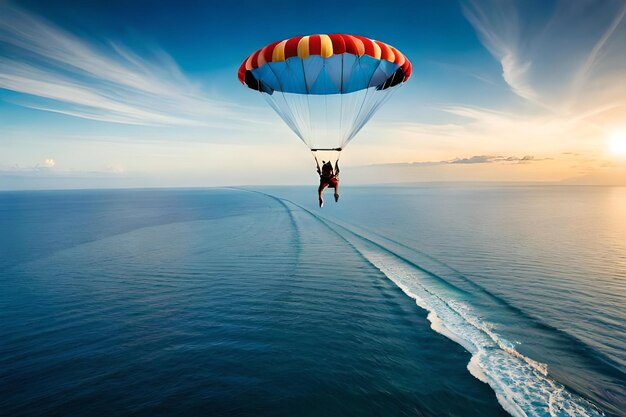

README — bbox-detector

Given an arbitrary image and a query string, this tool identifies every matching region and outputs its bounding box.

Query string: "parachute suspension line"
[353,76,404,142]
[323,57,327,133]
[313,152,321,170]
[348,54,395,142]
[305,90,313,150]
[345,55,372,145]
[344,57,390,144]
[264,62,307,145]
[345,88,375,143]
[342,55,372,146]
[339,53,344,148]
[284,59,309,147]
[357,84,402,136]
[324,89,329,153]
[342,54,362,146]
[300,55,314,150]
[286,58,309,148]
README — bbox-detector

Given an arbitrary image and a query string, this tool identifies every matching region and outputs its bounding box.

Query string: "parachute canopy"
[239,34,411,152]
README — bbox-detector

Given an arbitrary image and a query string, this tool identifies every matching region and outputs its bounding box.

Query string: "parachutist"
[238,34,410,203]
[317,160,339,208]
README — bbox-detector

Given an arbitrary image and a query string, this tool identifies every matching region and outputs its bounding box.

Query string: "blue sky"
[1,0,626,189]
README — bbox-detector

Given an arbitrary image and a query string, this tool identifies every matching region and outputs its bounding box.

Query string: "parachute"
[238,34,412,162]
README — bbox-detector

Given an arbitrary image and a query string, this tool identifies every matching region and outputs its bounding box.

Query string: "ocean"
[0,186,624,416]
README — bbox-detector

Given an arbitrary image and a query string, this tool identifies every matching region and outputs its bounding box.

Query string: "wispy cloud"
[570,3,626,104]
[461,0,626,125]
[461,0,537,101]
[388,103,593,146]
[0,3,241,126]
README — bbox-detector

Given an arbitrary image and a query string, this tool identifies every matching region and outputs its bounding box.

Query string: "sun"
[608,131,626,156]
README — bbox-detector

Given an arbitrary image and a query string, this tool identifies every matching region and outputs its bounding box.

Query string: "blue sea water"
[0,186,624,416]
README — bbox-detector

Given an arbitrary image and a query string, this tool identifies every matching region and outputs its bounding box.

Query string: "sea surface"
[0,186,624,417]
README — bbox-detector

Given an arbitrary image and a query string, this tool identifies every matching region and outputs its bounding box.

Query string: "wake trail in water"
[323,217,626,380]
[233,188,302,266]
[267,195,605,417]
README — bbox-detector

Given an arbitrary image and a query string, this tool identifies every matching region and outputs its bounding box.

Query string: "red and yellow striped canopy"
[238,34,412,86]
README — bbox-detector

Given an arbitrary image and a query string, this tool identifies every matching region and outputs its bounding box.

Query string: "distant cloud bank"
[360,154,548,167]
[448,154,541,164]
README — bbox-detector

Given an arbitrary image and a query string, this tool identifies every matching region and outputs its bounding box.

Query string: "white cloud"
[0,3,244,126]
[461,0,626,127]
[461,0,538,102]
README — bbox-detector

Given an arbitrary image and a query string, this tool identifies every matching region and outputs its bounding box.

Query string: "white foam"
[350,239,604,417]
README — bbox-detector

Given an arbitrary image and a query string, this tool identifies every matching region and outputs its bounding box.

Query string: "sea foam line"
[349,236,604,417]
[255,193,605,417]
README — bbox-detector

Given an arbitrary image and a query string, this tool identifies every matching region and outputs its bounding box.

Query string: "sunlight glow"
[609,131,626,156]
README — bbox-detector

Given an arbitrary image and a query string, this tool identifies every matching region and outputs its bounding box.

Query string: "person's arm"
[315,157,321,175]
[335,161,340,175]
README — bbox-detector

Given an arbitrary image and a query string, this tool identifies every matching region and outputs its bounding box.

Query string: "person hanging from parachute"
[316,158,340,207]
[238,34,411,207]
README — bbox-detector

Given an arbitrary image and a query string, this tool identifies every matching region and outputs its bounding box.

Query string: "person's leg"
[318,183,328,207]
[333,181,339,202]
